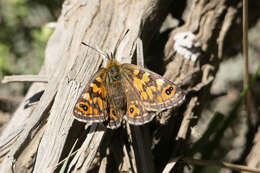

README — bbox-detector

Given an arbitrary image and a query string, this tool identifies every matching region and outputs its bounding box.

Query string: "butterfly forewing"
[73,69,109,123]
[121,63,185,111]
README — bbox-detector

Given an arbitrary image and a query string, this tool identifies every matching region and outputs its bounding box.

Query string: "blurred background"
[0,0,62,125]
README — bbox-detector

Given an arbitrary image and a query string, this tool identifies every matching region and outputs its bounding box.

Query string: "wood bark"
[0,0,259,173]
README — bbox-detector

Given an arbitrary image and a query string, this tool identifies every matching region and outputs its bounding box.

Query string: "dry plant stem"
[1,75,48,84]
[177,97,197,140]
[129,38,154,173]
[136,38,144,67]
[182,157,260,173]
[242,0,252,125]
[55,149,79,169]
[162,98,198,173]
[121,142,135,172]
[163,157,260,173]
[126,124,138,173]
[162,159,178,173]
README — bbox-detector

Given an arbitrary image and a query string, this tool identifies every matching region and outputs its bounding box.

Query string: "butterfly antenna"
[81,42,109,60]
[113,29,130,58]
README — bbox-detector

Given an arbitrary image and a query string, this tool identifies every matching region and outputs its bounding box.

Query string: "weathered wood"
[0,0,173,172]
[1,75,48,83]
[154,0,245,172]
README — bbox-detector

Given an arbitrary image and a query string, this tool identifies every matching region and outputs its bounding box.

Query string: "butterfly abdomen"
[110,83,126,105]
[105,62,127,116]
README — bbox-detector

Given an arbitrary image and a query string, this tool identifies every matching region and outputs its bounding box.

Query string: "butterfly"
[73,42,185,129]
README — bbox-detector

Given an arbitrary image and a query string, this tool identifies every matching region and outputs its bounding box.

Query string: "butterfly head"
[81,42,120,63]
[81,29,129,65]
[81,42,122,82]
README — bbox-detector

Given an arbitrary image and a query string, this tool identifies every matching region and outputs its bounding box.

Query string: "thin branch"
[177,97,197,139]
[243,0,252,125]
[1,75,48,84]
[163,157,260,173]
[182,157,260,173]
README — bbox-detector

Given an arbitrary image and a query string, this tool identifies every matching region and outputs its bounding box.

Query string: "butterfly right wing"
[73,69,109,123]
[121,71,156,125]
[121,63,185,111]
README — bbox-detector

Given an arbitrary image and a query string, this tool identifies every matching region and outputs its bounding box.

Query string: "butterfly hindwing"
[121,63,185,112]
[121,70,156,125]
[105,105,122,129]
[73,69,108,123]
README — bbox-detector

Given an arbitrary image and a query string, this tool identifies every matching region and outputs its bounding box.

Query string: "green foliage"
[0,43,12,78]
[0,0,61,95]
[59,139,78,173]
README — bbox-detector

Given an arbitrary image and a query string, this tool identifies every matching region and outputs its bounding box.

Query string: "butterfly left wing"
[73,69,108,123]
[121,63,185,112]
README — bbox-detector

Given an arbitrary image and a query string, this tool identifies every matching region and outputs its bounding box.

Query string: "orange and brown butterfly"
[73,41,185,129]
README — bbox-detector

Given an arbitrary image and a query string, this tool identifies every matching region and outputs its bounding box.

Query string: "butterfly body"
[74,55,185,129]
